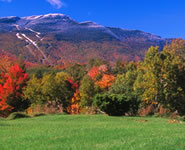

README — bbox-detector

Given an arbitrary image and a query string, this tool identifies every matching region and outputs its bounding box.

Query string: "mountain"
[0,13,170,65]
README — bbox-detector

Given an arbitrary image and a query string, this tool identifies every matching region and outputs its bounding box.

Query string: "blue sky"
[0,0,185,38]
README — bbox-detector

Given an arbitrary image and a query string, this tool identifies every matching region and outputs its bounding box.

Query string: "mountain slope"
[0,13,170,65]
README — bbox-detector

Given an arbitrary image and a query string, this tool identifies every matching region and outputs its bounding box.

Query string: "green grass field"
[0,115,185,150]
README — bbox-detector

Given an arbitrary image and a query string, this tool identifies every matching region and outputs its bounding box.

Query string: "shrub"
[93,93,129,116]
[7,112,31,120]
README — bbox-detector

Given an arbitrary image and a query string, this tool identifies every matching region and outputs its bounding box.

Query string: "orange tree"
[67,89,81,114]
[96,74,115,90]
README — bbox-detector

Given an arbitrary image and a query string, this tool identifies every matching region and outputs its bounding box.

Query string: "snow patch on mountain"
[22,15,43,20]
[14,24,20,30]
[22,13,68,21]
[21,34,39,49]
[79,21,104,28]
[21,33,50,64]
[16,33,23,40]
[25,27,41,38]
[26,27,41,35]
[140,32,162,41]
[42,13,66,18]
[0,16,17,20]
[36,35,40,38]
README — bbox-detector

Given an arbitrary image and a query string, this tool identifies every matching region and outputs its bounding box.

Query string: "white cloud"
[0,0,12,2]
[46,0,65,9]
[0,0,65,9]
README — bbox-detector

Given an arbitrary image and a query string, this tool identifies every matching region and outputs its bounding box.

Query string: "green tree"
[23,75,45,105]
[54,72,75,108]
[24,72,75,111]
[65,64,87,85]
[110,63,139,115]
[80,75,100,107]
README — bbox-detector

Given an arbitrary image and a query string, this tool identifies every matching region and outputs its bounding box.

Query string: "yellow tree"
[160,39,185,114]
[134,46,163,106]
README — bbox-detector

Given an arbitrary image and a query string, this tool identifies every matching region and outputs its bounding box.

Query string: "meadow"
[0,115,185,150]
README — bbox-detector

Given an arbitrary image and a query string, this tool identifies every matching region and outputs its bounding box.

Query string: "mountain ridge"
[0,13,171,65]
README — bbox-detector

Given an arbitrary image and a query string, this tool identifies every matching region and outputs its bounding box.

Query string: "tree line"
[0,39,185,117]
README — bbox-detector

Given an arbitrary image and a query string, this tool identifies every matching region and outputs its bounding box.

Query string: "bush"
[7,112,31,120]
[93,93,129,116]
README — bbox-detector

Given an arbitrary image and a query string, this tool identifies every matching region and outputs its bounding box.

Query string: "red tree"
[0,64,29,115]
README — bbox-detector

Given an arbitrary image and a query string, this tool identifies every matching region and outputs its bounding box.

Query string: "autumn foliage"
[88,65,108,80]
[1,39,185,117]
[96,74,115,89]
[0,56,14,74]
[0,64,29,114]
[66,77,81,114]
[67,90,81,114]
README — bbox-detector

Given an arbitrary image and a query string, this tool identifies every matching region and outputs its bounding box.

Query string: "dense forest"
[0,39,185,117]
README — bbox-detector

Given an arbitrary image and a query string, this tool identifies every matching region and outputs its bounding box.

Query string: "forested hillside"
[0,39,185,117]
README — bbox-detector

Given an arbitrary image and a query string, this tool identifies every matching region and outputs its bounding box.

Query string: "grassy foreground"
[0,115,185,150]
